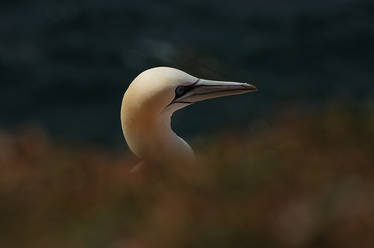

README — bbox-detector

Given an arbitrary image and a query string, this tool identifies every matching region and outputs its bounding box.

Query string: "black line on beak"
[168,78,201,106]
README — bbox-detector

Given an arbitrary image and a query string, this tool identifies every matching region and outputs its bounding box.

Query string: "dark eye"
[175,85,185,97]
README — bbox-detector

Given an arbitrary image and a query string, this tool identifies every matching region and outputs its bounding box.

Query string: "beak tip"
[244,83,258,92]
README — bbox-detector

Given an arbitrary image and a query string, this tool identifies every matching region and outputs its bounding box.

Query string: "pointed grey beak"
[174,78,257,104]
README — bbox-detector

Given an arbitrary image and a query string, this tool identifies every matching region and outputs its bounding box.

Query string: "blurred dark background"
[1,0,373,146]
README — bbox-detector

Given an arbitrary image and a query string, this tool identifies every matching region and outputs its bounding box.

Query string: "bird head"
[122,67,257,119]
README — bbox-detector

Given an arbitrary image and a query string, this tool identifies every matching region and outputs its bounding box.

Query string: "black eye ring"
[175,85,185,97]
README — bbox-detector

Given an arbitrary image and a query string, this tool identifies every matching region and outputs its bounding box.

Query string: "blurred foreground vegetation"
[1,104,374,248]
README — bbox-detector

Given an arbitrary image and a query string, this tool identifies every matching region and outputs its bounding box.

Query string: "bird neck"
[149,110,195,163]
[122,106,195,164]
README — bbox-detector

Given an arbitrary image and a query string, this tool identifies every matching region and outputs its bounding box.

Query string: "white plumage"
[121,67,257,166]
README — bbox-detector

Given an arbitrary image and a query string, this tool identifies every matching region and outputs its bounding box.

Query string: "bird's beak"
[174,78,257,104]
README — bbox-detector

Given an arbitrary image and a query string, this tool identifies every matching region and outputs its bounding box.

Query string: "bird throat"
[147,111,195,164]
[123,108,195,165]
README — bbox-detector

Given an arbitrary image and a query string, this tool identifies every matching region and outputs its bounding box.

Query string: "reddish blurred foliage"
[0,105,373,248]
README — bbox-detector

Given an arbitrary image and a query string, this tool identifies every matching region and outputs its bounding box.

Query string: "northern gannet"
[121,67,257,166]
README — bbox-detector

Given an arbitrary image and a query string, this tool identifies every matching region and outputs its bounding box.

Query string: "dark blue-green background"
[1,0,373,145]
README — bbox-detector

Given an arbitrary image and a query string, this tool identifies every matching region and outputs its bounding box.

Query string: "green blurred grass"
[1,104,373,248]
